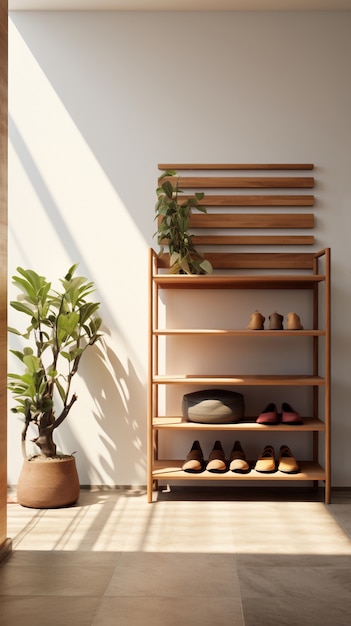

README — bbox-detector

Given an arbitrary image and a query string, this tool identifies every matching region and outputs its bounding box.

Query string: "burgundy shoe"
[256,403,279,425]
[281,402,303,425]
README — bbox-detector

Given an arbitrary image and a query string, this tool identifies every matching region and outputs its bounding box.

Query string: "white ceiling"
[8,0,351,12]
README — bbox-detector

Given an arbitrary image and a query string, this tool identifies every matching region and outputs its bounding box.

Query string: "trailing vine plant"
[155,169,213,274]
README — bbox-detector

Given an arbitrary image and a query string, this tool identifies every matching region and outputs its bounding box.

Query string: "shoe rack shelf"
[152,461,325,482]
[147,164,331,503]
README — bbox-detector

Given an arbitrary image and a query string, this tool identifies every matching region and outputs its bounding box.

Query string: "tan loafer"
[247,310,265,330]
[278,445,300,474]
[287,312,303,330]
[254,445,276,473]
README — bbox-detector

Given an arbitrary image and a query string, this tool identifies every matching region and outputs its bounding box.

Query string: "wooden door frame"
[0,0,9,562]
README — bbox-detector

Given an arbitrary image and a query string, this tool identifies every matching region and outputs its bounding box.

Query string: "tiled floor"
[1,486,351,626]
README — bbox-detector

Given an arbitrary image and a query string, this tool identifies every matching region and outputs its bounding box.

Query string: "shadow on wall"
[56,335,146,487]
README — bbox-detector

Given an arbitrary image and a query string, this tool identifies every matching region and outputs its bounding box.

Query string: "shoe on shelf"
[281,402,303,425]
[247,310,265,330]
[269,311,284,330]
[229,441,250,473]
[182,440,205,473]
[256,403,279,425]
[278,445,300,474]
[287,312,303,330]
[206,440,227,473]
[254,445,276,473]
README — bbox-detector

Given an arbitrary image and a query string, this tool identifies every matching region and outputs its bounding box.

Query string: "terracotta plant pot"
[17,455,80,509]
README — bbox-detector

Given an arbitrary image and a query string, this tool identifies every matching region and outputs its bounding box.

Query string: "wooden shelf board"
[153,329,325,337]
[153,374,325,386]
[152,417,326,432]
[152,461,325,482]
[153,274,325,290]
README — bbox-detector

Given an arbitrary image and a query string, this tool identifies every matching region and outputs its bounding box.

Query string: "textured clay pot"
[17,455,80,508]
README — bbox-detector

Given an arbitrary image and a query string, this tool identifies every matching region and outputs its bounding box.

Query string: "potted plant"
[8,264,103,508]
[155,169,212,274]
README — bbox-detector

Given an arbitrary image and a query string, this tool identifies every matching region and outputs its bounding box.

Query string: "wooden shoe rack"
[147,164,331,503]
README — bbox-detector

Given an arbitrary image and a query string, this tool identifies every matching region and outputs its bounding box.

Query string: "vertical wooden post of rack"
[312,252,319,491]
[153,252,160,496]
[324,248,331,504]
[147,249,157,502]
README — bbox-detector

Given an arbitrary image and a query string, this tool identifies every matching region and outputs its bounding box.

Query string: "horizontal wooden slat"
[156,163,315,249]
[192,235,315,245]
[182,195,315,207]
[159,163,314,171]
[161,176,314,189]
[189,213,314,229]
[205,252,316,269]
[157,252,316,270]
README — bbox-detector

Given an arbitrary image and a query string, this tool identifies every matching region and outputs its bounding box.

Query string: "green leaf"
[23,354,41,374]
[161,181,174,199]
[159,169,177,180]
[9,301,35,316]
[64,263,79,281]
[195,192,205,201]
[199,259,213,274]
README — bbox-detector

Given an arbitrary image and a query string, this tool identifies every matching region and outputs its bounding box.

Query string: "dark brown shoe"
[229,441,250,473]
[269,311,284,330]
[206,440,227,473]
[182,440,205,473]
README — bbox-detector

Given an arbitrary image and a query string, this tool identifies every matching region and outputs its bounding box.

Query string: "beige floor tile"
[105,552,240,598]
[239,564,351,626]
[92,596,244,626]
[0,596,100,626]
[0,564,114,596]
[5,549,122,567]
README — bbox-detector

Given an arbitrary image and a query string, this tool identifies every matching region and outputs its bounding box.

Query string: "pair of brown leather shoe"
[182,440,227,473]
[269,311,304,329]
[254,444,300,474]
[207,440,250,473]
[247,310,303,330]
[256,402,303,425]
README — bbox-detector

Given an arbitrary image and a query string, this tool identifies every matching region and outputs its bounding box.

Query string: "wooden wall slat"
[162,176,314,189]
[192,235,315,246]
[183,195,315,207]
[189,213,314,229]
[158,252,316,270]
[159,163,314,171]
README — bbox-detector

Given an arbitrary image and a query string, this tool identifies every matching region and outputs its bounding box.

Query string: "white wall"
[8,10,351,486]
